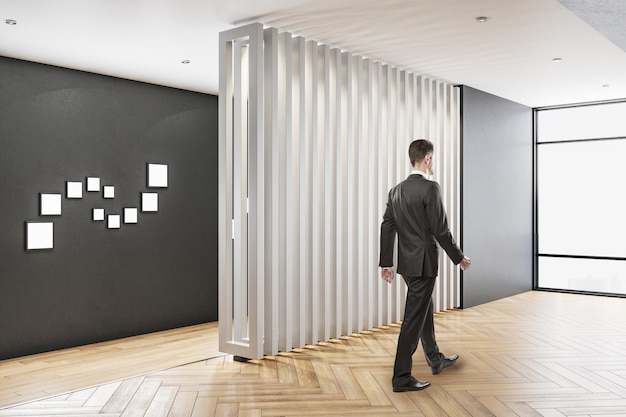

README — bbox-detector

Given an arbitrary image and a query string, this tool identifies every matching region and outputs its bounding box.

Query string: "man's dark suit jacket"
[379,173,464,277]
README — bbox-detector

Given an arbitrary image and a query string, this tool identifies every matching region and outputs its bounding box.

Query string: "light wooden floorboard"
[0,322,219,409]
[2,291,626,416]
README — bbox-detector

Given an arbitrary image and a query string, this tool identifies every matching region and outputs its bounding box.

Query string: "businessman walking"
[379,139,471,392]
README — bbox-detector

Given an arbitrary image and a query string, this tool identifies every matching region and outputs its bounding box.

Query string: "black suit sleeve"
[424,181,464,265]
[379,190,396,268]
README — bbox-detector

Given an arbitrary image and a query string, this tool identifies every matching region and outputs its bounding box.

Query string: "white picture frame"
[87,177,101,192]
[147,163,168,188]
[66,181,83,199]
[124,207,138,224]
[141,192,158,212]
[107,214,121,229]
[103,185,115,199]
[93,208,105,221]
[40,193,62,216]
[26,222,54,250]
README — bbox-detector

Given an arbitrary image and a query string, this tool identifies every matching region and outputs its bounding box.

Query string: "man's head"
[409,139,434,174]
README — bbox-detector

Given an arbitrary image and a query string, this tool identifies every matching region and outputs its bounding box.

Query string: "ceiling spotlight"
[181,60,191,64]
[5,19,17,25]
[475,16,488,22]
[552,57,562,62]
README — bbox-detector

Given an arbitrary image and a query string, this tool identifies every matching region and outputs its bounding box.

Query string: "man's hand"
[459,256,471,271]
[381,267,395,283]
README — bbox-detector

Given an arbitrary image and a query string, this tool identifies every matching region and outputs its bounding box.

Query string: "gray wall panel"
[461,86,532,308]
[0,56,218,360]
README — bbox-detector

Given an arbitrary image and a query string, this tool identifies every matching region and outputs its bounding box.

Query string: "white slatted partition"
[219,23,461,359]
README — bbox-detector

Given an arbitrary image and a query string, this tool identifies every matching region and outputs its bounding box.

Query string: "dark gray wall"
[0,56,218,360]
[460,86,533,308]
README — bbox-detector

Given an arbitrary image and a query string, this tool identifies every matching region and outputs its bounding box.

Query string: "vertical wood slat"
[392,67,405,324]
[325,46,338,341]
[355,59,365,326]
[374,64,383,327]
[383,65,396,324]
[297,35,309,349]
[368,60,378,331]
[345,51,356,338]
[247,23,265,361]
[218,28,233,356]
[334,48,344,340]
[219,23,265,360]
[282,31,294,353]
[232,40,248,343]
[448,84,456,310]
[220,23,461,360]
[292,36,306,350]
[438,82,445,308]
[264,27,279,356]
[435,81,443,311]
[302,39,314,346]
[310,40,322,345]
[362,57,372,332]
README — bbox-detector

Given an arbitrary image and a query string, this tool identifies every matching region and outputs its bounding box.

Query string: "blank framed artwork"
[93,208,105,221]
[107,214,121,229]
[103,185,115,199]
[40,193,62,216]
[124,207,138,224]
[87,177,101,192]
[141,192,158,212]
[66,181,83,199]
[26,222,54,250]
[147,163,168,188]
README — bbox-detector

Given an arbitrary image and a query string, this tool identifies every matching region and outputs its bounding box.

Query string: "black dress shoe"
[431,354,459,375]
[392,378,431,392]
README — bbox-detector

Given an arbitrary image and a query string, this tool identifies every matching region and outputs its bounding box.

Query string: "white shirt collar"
[410,169,430,178]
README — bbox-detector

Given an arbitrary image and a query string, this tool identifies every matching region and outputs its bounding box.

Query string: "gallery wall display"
[25,163,168,250]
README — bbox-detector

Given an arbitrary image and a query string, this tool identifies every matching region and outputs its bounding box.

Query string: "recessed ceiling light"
[602,84,610,88]
[181,60,191,64]
[475,16,488,22]
[5,19,17,25]
[552,57,562,62]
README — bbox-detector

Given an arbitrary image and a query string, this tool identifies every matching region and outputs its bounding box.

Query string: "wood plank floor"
[2,291,626,416]
[0,322,220,409]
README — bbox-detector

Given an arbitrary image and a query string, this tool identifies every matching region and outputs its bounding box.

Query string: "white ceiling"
[1,0,625,107]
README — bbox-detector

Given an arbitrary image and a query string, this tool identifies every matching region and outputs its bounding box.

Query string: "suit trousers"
[392,275,444,386]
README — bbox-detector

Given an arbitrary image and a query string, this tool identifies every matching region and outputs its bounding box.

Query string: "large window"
[536,101,626,295]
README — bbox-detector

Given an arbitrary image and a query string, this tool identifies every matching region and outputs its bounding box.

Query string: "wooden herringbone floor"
[2,291,626,416]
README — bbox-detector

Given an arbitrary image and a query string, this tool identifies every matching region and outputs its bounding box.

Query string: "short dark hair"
[408,139,434,166]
